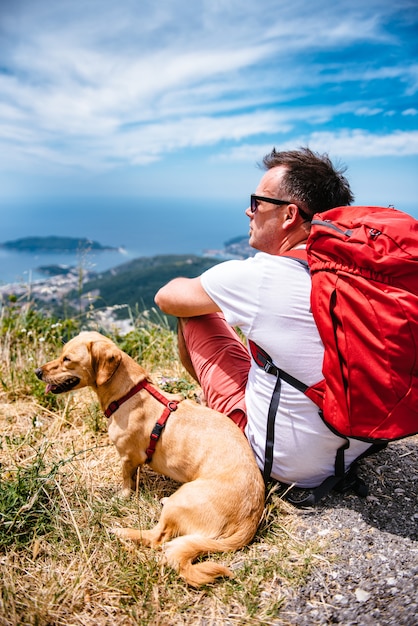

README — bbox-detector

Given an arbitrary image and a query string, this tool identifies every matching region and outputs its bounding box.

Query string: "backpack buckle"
[263,361,278,376]
[369,228,381,239]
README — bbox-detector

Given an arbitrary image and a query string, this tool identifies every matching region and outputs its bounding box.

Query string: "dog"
[35,331,265,587]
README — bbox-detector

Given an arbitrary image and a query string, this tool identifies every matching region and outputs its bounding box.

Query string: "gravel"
[279,435,418,626]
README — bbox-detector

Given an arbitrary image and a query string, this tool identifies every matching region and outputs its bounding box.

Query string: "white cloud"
[306,130,418,157]
[0,109,292,171]
[222,130,418,161]
[354,107,384,117]
[0,0,417,188]
[403,108,418,116]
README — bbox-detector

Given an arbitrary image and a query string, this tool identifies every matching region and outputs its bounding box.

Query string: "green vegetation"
[52,254,221,324]
[0,299,320,625]
[79,254,220,314]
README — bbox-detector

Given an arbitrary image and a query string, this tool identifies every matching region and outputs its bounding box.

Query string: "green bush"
[0,442,60,551]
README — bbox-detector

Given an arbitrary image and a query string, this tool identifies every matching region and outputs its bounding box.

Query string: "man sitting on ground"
[155,147,371,491]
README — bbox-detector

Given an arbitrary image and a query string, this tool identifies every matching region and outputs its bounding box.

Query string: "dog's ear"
[90,340,122,386]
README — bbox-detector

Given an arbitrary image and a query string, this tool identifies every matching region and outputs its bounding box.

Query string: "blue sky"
[1,0,417,214]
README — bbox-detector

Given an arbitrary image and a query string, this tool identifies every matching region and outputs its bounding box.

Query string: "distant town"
[0,235,254,334]
[203,234,255,260]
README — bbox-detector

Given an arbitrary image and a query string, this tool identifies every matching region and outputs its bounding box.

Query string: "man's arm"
[154,276,220,317]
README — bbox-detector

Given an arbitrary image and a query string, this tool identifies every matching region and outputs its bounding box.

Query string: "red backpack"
[306,204,418,442]
[250,205,418,502]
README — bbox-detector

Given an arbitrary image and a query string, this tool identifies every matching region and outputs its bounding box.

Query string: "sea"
[0,196,248,285]
[3,197,416,286]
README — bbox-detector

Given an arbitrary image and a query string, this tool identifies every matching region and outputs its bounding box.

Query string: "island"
[0,236,119,253]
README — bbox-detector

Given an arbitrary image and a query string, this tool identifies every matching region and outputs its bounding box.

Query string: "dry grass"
[0,392,321,626]
[0,306,321,625]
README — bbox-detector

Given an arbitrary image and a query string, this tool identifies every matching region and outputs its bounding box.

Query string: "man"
[155,147,371,489]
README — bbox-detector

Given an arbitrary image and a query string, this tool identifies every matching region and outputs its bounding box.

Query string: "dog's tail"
[163,534,243,587]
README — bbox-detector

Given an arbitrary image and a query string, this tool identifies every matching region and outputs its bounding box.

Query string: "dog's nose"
[35,368,43,380]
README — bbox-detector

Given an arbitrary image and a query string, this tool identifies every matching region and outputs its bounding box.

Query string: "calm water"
[1,196,248,284]
[3,196,416,286]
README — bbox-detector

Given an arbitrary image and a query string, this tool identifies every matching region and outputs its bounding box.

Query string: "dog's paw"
[110,527,126,538]
[111,487,132,500]
[110,527,140,552]
[110,526,147,545]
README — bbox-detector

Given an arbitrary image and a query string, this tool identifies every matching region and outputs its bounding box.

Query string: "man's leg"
[178,313,251,431]
[177,318,200,382]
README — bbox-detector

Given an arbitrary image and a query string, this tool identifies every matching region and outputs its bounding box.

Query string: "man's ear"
[282,203,301,230]
[90,340,122,386]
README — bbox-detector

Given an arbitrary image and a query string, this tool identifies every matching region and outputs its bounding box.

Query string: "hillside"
[55,254,221,321]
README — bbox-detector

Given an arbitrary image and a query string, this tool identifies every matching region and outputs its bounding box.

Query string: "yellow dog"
[36,331,264,586]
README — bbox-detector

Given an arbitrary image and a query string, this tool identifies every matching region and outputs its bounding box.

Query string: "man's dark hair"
[262,147,354,217]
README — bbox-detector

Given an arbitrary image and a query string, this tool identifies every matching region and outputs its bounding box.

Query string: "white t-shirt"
[201,251,371,488]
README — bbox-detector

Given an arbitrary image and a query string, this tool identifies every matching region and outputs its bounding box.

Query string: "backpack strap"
[285,442,387,507]
[249,340,314,483]
[285,442,349,507]
[249,337,355,503]
[281,248,309,266]
[249,337,325,422]
[250,338,382,506]
[263,374,282,483]
[248,341,310,395]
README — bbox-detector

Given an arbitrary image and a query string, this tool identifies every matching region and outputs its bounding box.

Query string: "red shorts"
[182,313,251,431]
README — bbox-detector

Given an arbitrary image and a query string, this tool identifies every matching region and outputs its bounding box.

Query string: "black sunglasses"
[250,194,310,220]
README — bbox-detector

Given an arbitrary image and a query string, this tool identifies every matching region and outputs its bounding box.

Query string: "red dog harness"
[104,379,179,463]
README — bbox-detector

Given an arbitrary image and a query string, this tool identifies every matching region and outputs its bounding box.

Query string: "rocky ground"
[279,435,418,626]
